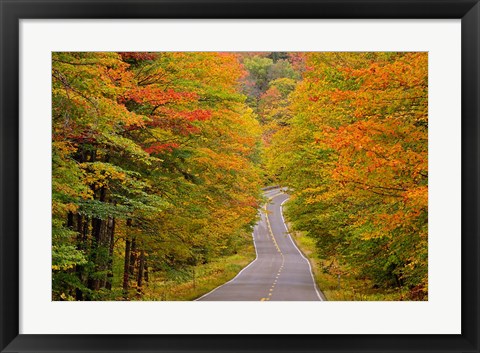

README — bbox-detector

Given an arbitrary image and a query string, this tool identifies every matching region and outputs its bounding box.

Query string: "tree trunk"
[89,185,107,291]
[73,145,87,300]
[137,250,145,292]
[75,213,84,301]
[105,216,116,290]
[67,212,74,229]
[122,219,132,299]
[129,238,137,277]
[144,258,149,283]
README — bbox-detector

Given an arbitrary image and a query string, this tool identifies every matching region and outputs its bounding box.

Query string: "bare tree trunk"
[67,212,74,229]
[144,258,149,284]
[73,146,87,300]
[137,250,145,293]
[122,219,132,299]
[105,216,116,290]
[75,213,84,301]
[89,186,107,291]
[129,237,137,276]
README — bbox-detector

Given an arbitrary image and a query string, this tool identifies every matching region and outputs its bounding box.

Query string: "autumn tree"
[268,52,428,299]
[52,52,262,300]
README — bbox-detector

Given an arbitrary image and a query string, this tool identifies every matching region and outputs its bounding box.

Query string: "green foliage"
[52,52,263,300]
[242,55,300,100]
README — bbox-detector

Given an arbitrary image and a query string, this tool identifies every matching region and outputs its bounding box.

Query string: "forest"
[52,52,428,301]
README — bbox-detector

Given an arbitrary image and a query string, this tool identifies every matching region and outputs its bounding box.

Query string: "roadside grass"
[288,230,412,301]
[139,239,256,301]
[280,200,411,301]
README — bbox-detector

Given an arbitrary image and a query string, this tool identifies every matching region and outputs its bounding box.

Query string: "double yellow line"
[260,195,285,301]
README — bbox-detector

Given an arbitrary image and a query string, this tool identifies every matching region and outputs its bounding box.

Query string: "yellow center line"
[263,201,287,301]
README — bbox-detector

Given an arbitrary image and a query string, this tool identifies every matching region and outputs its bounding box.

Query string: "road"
[197,188,325,301]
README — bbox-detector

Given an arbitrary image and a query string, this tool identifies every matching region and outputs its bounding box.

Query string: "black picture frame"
[1,1,479,352]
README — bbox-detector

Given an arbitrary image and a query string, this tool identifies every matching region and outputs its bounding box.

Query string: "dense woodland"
[52,52,428,300]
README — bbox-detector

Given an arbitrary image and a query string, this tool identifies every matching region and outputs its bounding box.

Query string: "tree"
[268,52,428,299]
[52,52,262,300]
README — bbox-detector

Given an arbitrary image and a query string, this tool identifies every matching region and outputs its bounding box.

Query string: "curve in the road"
[196,189,325,301]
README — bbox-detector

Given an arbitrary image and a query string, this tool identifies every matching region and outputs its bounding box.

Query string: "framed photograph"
[1,0,478,352]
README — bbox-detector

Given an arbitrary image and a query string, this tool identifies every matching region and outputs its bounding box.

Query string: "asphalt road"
[197,188,324,301]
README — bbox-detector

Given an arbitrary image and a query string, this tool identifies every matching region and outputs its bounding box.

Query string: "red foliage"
[144,142,180,154]
[127,88,198,106]
[154,108,212,122]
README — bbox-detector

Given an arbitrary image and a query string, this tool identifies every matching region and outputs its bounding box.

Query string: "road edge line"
[278,197,327,301]
[194,225,260,301]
